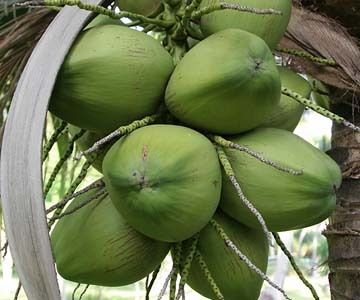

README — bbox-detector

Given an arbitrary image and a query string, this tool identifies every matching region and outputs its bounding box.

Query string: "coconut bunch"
[46,1,348,299]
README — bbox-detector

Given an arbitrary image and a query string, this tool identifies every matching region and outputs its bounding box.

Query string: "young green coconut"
[199,0,292,49]
[51,185,170,286]
[116,0,163,17]
[165,28,281,135]
[102,125,222,242]
[49,25,174,133]
[84,15,123,30]
[260,66,311,131]
[181,212,268,300]
[220,128,342,232]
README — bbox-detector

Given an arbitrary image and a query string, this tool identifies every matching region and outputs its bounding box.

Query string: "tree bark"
[326,102,360,300]
[297,2,360,299]
[317,4,360,300]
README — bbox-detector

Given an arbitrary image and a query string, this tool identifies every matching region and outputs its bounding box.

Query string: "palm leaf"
[0,8,56,122]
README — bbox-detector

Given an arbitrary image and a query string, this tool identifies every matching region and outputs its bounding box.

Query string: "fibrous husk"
[260,66,311,131]
[103,124,222,242]
[221,128,342,232]
[165,28,281,135]
[199,0,292,50]
[51,184,170,286]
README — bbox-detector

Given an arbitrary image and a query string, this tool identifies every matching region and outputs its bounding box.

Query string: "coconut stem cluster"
[272,232,320,300]
[169,243,182,300]
[77,112,161,159]
[212,134,303,176]
[191,2,282,19]
[48,155,96,228]
[46,179,104,214]
[158,266,175,300]
[216,146,273,246]
[210,219,292,300]
[277,47,337,66]
[78,284,90,300]
[282,87,360,132]
[48,188,107,222]
[42,0,174,27]
[145,265,161,300]
[194,250,224,300]
[31,0,282,64]
[44,129,85,196]
[42,120,67,161]
[71,283,81,300]
[176,234,199,300]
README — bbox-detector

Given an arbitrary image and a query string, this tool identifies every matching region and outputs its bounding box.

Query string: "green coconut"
[165,29,281,135]
[102,125,222,242]
[221,128,342,232]
[51,184,170,286]
[49,25,174,132]
[68,125,113,173]
[84,15,123,30]
[260,66,311,131]
[182,212,268,300]
[199,0,292,49]
[116,0,163,17]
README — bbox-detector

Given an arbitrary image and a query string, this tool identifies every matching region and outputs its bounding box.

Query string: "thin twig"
[216,147,273,247]
[13,281,21,300]
[42,120,67,161]
[157,270,173,300]
[48,189,107,222]
[79,284,90,300]
[170,243,182,300]
[1,240,9,259]
[72,283,81,300]
[48,155,98,228]
[195,250,224,300]
[277,47,337,66]
[43,129,86,197]
[282,87,360,133]
[192,2,282,19]
[76,113,160,159]
[46,179,104,214]
[181,286,185,300]
[273,233,320,300]
[146,265,161,300]
[176,234,199,300]
[17,0,173,27]
[212,135,302,176]
[211,220,292,300]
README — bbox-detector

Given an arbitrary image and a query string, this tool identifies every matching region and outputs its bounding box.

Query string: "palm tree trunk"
[298,2,360,299]
[326,102,360,300]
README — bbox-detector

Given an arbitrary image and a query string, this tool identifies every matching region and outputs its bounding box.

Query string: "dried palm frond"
[278,5,360,94]
[0,0,27,24]
[0,8,55,123]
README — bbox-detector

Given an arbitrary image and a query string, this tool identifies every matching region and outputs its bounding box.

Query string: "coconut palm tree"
[1,1,360,299]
